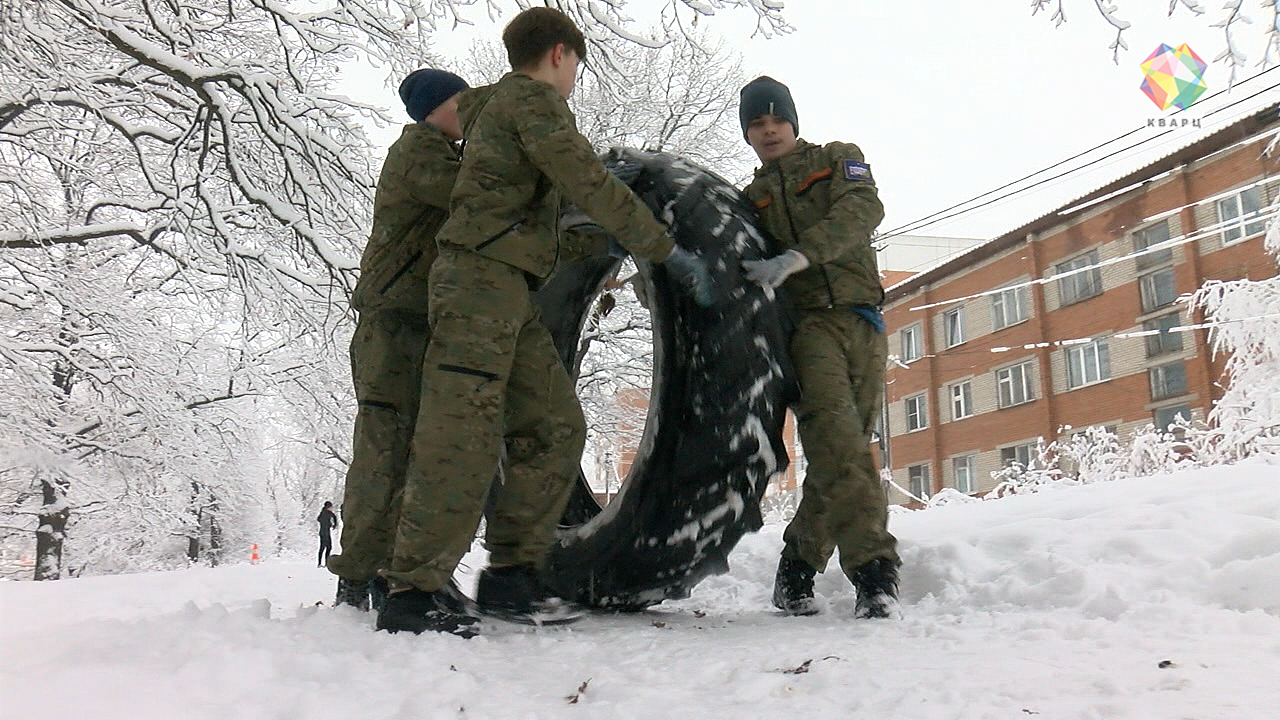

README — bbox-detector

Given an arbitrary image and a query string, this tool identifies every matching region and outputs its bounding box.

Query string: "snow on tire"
[532,149,799,610]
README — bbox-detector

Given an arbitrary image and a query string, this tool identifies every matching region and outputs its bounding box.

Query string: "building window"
[1144,314,1184,357]
[1217,186,1266,246]
[900,324,923,363]
[992,285,1029,330]
[905,394,928,431]
[1057,251,1103,305]
[1133,220,1173,270]
[943,306,966,348]
[908,464,931,499]
[1140,268,1177,313]
[1065,339,1111,389]
[1154,404,1192,432]
[950,381,973,420]
[1149,361,1188,400]
[996,361,1035,408]
[1000,443,1037,468]
[953,455,976,494]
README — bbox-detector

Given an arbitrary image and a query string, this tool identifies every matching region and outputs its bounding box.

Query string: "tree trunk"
[187,481,203,563]
[37,315,77,581]
[34,475,70,581]
[207,505,223,567]
[186,481,224,567]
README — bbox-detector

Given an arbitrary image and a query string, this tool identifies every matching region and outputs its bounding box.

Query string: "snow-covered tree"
[1035,1,1280,79]
[1193,221,1280,460]
[2,0,791,575]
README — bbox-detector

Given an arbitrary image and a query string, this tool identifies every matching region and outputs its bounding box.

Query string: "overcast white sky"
[347,2,1280,271]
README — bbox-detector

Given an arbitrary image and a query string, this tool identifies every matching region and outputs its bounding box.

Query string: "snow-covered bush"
[990,438,1061,496]
[982,422,1211,501]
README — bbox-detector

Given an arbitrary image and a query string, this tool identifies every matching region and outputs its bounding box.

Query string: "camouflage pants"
[326,309,430,582]
[385,249,586,592]
[784,309,899,578]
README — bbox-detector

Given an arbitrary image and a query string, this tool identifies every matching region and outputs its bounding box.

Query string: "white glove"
[741,250,810,289]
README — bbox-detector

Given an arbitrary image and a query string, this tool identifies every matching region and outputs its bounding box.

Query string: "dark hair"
[502,7,587,71]
[323,501,332,508]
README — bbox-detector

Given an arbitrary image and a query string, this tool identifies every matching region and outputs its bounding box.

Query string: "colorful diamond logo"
[1140,43,1208,111]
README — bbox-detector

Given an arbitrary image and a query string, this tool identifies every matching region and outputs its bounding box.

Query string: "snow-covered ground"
[3,461,1278,720]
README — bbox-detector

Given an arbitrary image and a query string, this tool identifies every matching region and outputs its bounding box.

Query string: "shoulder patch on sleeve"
[843,159,873,182]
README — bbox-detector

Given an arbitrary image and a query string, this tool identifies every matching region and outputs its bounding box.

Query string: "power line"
[878,66,1280,241]
[902,200,1280,314]
[883,83,1280,241]
[886,308,1280,366]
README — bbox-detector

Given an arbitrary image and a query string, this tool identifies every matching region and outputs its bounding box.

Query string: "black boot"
[368,577,390,615]
[334,576,371,611]
[850,557,900,619]
[475,565,584,625]
[376,585,480,638]
[772,554,819,616]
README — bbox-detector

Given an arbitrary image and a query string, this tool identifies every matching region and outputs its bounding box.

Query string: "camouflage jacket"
[744,139,886,310]
[351,122,461,312]
[436,73,673,281]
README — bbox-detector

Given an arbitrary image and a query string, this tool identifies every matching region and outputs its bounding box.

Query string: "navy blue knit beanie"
[739,76,799,141]
[398,69,469,123]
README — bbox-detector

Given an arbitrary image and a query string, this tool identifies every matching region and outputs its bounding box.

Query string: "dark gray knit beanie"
[738,76,799,140]
[398,69,469,123]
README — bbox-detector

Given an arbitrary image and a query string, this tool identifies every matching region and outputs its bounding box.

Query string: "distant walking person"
[317,502,338,568]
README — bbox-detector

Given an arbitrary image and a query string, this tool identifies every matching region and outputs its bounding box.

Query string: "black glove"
[663,245,716,308]
[607,160,643,186]
[559,206,627,259]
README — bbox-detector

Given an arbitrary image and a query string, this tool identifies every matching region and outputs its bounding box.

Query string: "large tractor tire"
[532,149,799,610]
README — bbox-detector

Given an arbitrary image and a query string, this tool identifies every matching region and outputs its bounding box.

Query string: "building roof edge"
[884,104,1280,302]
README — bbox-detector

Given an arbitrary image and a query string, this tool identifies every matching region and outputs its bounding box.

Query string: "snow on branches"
[1033,0,1280,80]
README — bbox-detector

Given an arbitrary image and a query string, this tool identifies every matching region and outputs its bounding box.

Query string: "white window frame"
[1149,361,1188,400]
[943,306,966,348]
[953,455,976,494]
[900,323,923,363]
[908,464,931,500]
[1139,268,1177,313]
[1154,404,1192,433]
[1133,219,1173,270]
[905,394,928,432]
[1143,313,1184,357]
[950,381,973,420]
[1000,443,1036,468]
[996,361,1035,408]
[1217,186,1267,246]
[1065,339,1111,390]
[1056,251,1103,305]
[991,285,1029,330]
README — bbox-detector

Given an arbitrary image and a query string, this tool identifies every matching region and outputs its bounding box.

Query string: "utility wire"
[879,66,1280,242]
[883,81,1280,241]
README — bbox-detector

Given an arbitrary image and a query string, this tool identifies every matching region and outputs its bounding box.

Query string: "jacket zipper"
[775,163,837,308]
[476,219,523,251]
[379,250,423,295]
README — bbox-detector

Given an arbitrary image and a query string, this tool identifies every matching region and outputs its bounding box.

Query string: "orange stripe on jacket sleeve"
[797,167,833,194]
[754,196,773,209]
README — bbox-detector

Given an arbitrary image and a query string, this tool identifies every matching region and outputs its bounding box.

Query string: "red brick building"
[881,106,1279,502]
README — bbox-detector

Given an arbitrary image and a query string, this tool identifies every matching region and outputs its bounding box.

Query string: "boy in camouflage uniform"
[326,69,469,611]
[377,7,715,636]
[738,76,901,619]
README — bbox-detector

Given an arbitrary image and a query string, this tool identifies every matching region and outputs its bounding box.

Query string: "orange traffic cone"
[250,543,260,565]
